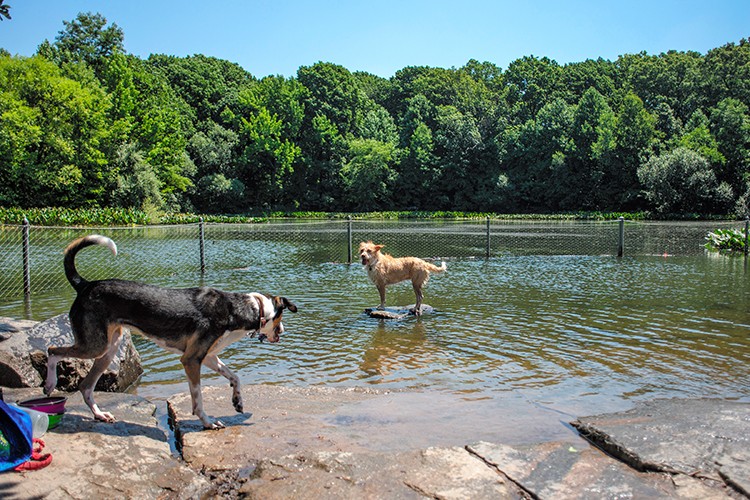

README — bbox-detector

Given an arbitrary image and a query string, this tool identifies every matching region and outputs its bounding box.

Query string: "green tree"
[238,75,306,139]
[297,62,366,137]
[358,105,398,144]
[396,121,438,208]
[194,173,245,213]
[100,52,137,139]
[353,71,394,109]
[45,12,125,78]
[564,87,616,209]
[503,56,565,123]
[678,110,725,166]
[122,56,193,205]
[609,93,656,209]
[110,142,162,209]
[148,54,253,126]
[499,98,575,211]
[638,147,732,214]
[561,58,616,104]
[340,138,397,210]
[0,55,111,207]
[237,107,300,208]
[617,50,702,122]
[187,121,238,178]
[701,39,750,107]
[461,59,503,93]
[709,98,750,191]
[296,114,346,209]
[433,105,484,209]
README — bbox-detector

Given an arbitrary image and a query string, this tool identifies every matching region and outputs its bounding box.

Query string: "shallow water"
[2,224,750,440]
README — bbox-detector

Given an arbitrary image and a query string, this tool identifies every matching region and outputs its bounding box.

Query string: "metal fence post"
[347,216,353,264]
[486,216,491,258]
[617,217,625,257]
[22,217,31,298]
[199,218,206,274]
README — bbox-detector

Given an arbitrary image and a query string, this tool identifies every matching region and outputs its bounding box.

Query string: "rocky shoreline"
[1,316,749,498]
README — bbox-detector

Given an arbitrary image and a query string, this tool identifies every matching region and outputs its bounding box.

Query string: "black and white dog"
[44,235,297,429]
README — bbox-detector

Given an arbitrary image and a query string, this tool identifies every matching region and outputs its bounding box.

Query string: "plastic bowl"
[18,396,67,414]
[47,412,63,429]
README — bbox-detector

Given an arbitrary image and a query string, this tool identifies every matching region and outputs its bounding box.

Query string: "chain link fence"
[0,218,745,302]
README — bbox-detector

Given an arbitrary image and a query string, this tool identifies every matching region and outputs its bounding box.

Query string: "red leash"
[14,438,52,471]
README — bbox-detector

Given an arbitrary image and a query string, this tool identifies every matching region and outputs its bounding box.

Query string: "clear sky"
[0,0,748,78]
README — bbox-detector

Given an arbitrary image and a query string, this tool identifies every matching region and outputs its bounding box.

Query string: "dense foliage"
[1,13,749,217]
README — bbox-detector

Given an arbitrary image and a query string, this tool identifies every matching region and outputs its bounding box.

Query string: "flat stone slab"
[244,447,519,499]
[365,304,435,319]
[168,385,382,471]
[1,388,211,499]
[572,398,750,495]
[167,384,582,471]
[1,385,746,499]
[468,441,733,499]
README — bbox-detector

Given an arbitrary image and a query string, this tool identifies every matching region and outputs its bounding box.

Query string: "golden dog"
[358,241,446,315]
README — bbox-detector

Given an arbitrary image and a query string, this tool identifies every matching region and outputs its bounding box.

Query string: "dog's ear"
[275,296,298,313]
[374,244,384,252]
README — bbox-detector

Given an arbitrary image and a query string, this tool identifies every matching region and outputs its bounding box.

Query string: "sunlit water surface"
[5,249,749,426]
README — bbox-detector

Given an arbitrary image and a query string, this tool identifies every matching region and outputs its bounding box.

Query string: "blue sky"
[0,0,748,78]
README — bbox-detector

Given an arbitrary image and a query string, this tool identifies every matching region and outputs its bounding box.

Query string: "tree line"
[1,12,749,217]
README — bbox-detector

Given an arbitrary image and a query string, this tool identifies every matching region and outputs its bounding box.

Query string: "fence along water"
[0,218,744,302]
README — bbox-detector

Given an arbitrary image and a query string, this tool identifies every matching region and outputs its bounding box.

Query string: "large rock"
[468,441,729,499]
[0,314,143,392]
[572,398,750,496]
[0,317,42,387]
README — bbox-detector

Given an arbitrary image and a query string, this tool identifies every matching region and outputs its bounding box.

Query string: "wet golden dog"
[358,241,446,315]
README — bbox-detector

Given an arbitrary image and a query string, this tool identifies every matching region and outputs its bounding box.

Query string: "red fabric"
[13,438,52,471]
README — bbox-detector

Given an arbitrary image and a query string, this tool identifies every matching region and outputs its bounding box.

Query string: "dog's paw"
[94,411,116,423]
[204,420,225,430]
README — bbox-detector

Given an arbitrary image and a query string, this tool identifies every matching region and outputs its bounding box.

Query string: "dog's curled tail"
[430,261,447,273]
[64,235,117,290]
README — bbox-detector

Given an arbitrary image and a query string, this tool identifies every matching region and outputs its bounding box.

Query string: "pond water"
[2,222,749,444]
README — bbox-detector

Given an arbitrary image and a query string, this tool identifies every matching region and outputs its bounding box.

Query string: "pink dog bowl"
[18,396,67,414]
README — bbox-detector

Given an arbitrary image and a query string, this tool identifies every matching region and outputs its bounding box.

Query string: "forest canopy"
[1,12,749,217]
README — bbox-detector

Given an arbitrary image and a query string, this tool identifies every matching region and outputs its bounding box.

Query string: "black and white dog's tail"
[64,235,118,291]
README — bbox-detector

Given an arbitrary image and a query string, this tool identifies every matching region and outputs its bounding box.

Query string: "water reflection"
[359,321,430,381]
[2,245,749,418]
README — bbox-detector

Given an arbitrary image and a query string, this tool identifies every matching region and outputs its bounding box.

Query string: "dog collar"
[255,295,267,329]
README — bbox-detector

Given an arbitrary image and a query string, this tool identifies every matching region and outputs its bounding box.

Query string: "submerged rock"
[365,304,435,319]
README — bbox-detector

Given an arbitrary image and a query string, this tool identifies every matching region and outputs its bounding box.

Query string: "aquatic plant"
[705,228,747,254]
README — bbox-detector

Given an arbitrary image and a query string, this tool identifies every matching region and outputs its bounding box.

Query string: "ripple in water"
[5,253,750,418]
